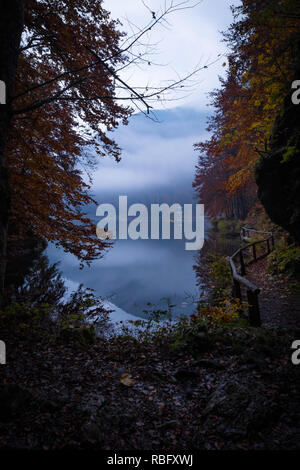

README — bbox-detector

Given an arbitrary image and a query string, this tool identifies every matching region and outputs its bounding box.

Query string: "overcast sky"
[103,0,241,111]
[91,107,207,197]
[90,0,241,198]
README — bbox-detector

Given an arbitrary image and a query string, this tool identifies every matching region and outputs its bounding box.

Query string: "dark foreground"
[1,324,300,451]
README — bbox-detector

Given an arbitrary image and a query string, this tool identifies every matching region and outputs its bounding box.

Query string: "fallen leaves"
[1,318,300,451]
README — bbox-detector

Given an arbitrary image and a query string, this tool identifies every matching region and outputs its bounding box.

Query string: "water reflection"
[47,108,210,319]
[48,236,201,319]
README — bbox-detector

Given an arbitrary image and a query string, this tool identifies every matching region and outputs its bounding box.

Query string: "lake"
[47,108,211,320]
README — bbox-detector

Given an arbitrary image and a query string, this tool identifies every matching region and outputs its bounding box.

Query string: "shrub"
[205,252,233,304]
[59,324,97,345]
[1,252,112,342]
[148,299,243,353]
[216,218,241,237]
[0,302,53,336]
[196,299,246,327]
[267,238,300,278]
[16,254,66,308]
[167,315,209,354]
[53,284,112,343]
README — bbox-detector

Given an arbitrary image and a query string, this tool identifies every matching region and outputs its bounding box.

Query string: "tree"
[194,0,300,221]
[193,74,257,218]
[0,0,24,294]
[0,0,205,302]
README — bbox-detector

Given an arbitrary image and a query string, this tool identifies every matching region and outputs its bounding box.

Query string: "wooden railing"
[229,227,275,327]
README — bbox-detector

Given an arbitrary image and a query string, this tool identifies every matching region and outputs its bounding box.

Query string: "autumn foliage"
[194,0,300,218]
[8,0,131,263]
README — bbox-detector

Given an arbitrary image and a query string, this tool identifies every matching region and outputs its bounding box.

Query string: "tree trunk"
[0,0,24,305]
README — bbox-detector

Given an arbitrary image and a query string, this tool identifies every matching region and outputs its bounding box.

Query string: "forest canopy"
[194,0,300,226]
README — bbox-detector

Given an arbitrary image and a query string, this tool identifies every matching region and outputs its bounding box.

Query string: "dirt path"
[245,258,300,329]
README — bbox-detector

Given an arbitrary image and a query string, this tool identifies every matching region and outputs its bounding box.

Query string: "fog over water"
[47,0,240,320]
[48,108,209,318]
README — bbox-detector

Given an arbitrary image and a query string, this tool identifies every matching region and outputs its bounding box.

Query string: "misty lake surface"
[47,108,209,319]
[49,238,202,318]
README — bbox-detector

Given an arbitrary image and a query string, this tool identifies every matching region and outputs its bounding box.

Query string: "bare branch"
[12,77,88,115]
[13,0,208,117]
[84,45,152,114]
[106,0,201,63]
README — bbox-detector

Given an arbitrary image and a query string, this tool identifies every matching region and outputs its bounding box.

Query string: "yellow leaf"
[120,373,135,387]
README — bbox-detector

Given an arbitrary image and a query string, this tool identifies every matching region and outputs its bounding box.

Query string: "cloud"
[90,107,208,195]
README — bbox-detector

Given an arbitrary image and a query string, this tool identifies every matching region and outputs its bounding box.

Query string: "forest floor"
[246,257,300,329]
[1,261,300,451]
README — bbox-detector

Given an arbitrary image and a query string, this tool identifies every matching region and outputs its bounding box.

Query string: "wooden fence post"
[233,279,242,301]
[247,289,261,327]
[230,228,277,328]
[239,250,246,275]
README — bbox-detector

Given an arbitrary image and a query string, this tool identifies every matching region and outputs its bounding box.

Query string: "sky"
[103,0,241,111]
[89,0,241,201]
[91,107,207,198]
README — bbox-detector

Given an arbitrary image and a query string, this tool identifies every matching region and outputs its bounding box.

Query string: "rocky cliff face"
[255,68,300,244]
